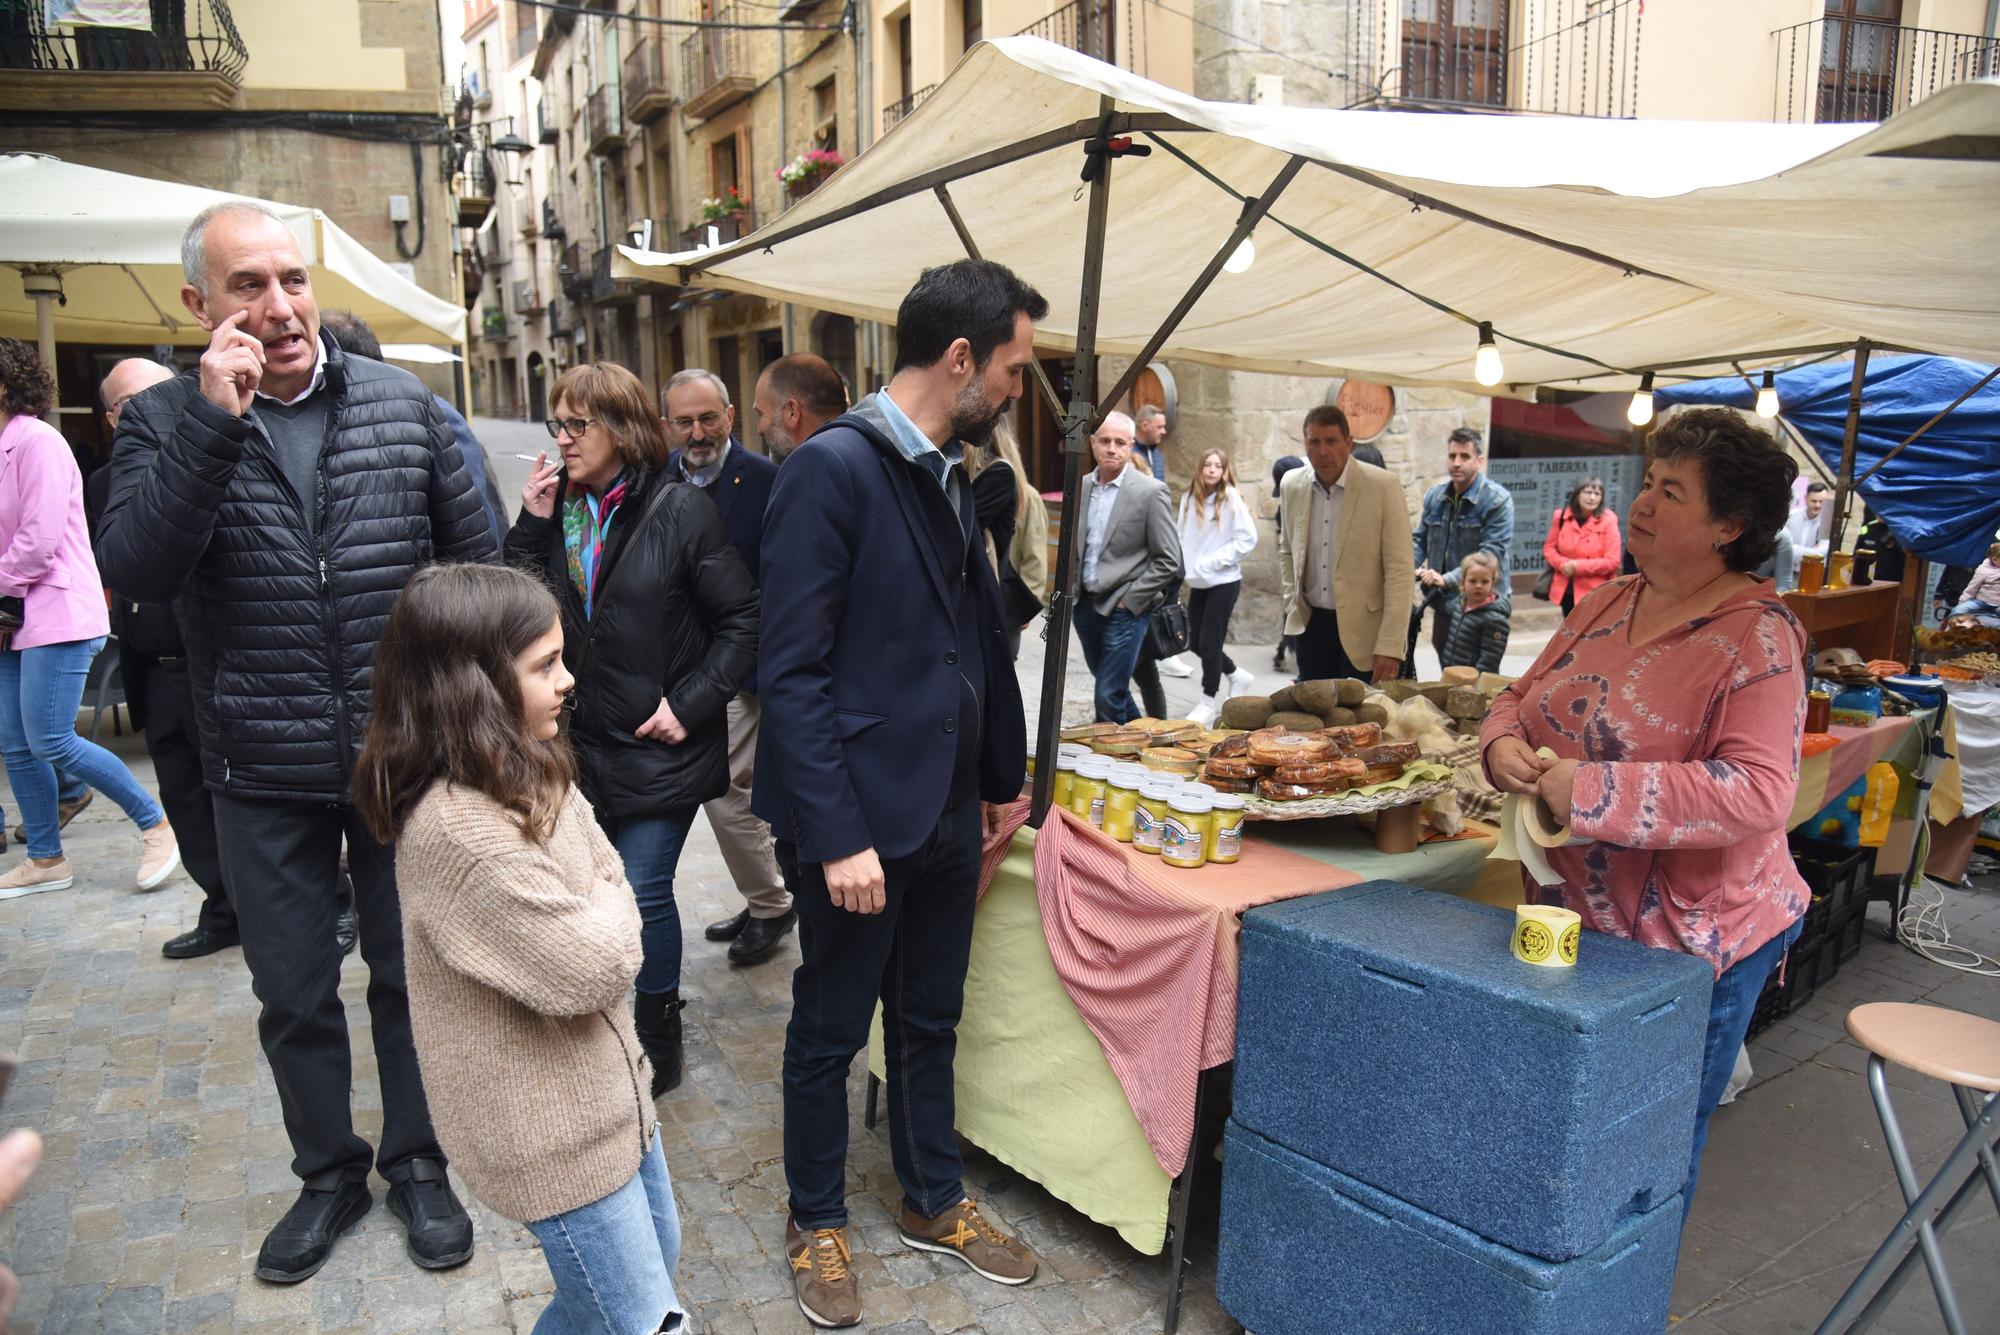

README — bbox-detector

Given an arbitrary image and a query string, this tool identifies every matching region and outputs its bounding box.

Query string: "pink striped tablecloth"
[979,800,1359,1176]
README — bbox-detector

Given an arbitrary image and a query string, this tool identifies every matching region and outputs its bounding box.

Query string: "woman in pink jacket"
[1481,409,1808,1218]
[1540,476,1622,613]
[0,341,177,899]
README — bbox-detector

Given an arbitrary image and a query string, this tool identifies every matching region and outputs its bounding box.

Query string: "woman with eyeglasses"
[507,363,759,1097]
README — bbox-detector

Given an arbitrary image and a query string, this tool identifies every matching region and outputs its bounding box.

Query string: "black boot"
[634,989,686,1097]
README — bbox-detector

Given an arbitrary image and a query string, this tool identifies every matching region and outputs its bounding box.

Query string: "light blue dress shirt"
[1081,465,1128,594]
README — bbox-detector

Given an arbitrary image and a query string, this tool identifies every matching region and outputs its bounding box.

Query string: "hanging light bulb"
[1473,322,1504,387]
[1755,369,1780,418]
[1223,236,1256,274]
[1626,372,1656,427]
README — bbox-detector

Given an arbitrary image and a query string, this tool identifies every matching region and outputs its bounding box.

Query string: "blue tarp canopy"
[1657,356,2000,571]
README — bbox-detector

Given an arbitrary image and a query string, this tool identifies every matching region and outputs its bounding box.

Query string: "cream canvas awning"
[0,153,466,348]
[616,38,2000,394]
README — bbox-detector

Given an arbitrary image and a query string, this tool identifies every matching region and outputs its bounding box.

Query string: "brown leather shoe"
[898,1198,1037,1286]
[786,1218,861,1328]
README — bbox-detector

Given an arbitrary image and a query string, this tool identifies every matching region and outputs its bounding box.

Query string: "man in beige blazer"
[1277,404,1414,682]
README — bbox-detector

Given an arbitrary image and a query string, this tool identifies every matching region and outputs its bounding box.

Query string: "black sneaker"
[704,908,750,942]
[162,926,241,960]
[728,906,798,966]
[256,1173,371,1283]
[386,1158,474,1270]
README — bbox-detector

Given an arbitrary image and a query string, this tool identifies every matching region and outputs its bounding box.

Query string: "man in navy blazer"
[755,260,1039,1327]
[663,369,797,966]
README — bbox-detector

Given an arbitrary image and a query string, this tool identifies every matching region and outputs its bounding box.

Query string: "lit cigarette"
[513,453,564,471]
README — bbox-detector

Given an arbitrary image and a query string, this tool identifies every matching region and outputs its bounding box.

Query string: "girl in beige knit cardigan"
[354,564,687,1335]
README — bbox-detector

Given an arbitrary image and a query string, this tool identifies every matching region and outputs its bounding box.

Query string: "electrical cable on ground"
[1897,875,2000,976]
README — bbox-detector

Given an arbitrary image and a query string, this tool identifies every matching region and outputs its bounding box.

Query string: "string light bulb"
[1473,322,1504,387]
[1223,236,1256,274]
[1755,369,1780,418]
[1626,372,1656,427]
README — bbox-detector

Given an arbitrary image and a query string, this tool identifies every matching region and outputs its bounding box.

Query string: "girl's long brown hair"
[353,563,576,845]
[1183,449,1240,527]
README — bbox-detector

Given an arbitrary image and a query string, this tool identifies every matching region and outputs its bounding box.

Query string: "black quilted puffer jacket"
[99,335,497,800]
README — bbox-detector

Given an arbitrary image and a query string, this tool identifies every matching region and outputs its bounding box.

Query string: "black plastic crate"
[1746,969,1786,1039]
[1789,835,1872,921]
[1834,904,1869,964]
[1813,932,1845,988]
[1781,936,1822,1014]
[1799,894,1831,948]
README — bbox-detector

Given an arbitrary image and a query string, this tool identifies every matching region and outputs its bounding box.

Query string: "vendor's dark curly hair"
[0,338,54,419]
[1650,408,1798,573]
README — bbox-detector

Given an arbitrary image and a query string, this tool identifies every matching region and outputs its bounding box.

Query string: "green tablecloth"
[867,819,1496,1254]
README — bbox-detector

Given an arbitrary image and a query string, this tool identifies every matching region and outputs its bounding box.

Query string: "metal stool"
[1816,1002,2000,1335]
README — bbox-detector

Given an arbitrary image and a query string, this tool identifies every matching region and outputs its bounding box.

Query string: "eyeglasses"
[667,411,725,434]
[545,417,597,439]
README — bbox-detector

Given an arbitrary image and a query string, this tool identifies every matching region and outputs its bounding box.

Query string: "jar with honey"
[1161,791,1214,869]
[1133,775,1180,854]
[1104,764,1147,842]
[1206,792,1247,864]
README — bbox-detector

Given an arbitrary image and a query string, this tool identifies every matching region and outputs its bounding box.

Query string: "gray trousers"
[701,693,791,918]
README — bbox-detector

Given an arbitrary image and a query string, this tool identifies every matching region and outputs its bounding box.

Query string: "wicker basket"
[1242,776,1454,822]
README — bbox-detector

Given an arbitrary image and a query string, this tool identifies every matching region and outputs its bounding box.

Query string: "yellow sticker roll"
[1512,904,1582,968]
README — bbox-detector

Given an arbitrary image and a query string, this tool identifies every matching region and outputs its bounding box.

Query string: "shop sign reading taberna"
[1486,454,1645,578]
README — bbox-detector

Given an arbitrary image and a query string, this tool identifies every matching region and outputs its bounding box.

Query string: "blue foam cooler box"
[1234,881,1714,1260]
[1216,1119,1685,1335]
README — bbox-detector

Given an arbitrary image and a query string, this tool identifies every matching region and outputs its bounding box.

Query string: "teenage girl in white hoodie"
[1178,449,1261,727]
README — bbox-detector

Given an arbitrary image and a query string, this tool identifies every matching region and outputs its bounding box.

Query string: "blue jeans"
[1685,915,1805,1213]
[597,808,695,995]
[525,1132,686,1335]
[1949,599,1997,618]
[0,637,164,859]
[1073,598,1148,724]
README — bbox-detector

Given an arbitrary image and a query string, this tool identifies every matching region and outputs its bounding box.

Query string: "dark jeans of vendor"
[779,798,982,1230]
[1684,915,1805,1218]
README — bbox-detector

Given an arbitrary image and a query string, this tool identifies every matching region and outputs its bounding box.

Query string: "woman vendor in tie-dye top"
[1479,407,1810,1217]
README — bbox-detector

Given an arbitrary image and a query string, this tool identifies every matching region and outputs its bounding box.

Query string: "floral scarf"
[562,470,633,618]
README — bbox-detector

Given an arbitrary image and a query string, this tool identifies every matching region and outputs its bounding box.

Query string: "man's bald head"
[101,358,177,432]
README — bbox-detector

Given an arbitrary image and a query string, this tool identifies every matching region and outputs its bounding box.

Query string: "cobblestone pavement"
[0,417,1988,1331]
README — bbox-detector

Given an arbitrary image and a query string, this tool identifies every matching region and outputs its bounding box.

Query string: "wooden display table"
[1783,580,1903,661]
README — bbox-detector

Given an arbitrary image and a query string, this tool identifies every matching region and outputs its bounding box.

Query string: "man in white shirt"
[1074,412,1183,722]
[1783,481,1832,559]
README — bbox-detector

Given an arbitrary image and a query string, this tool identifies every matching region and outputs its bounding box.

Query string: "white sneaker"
[1157,654,1196,678]
[1188,696,1221,728]
[1229,667,1257,697]
[0,857,73,900]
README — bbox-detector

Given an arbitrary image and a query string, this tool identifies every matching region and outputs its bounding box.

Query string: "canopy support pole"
[1029,97,1119,829]
[21,268,60,424]
[1830,339,1872,553]
[932,183,1067,424]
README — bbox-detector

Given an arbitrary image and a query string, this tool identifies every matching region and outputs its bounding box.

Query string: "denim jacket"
[1414,473,1515,595]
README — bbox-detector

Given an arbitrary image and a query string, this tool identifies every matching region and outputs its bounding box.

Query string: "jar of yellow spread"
[1161,791,1213,869]
[1053,751,1079,811]
[1132,775,1181,854]
[1070,757,1113,827]
[1207,792,1247,864]
[1104,764,1147,843]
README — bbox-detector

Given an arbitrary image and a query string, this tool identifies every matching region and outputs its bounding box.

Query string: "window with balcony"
[0,0,249,111]
[1774,1,1998,122]
[1400,0,1505,108]
[681,1,756,121]
[812,76,838,153]
[1012,1,1113,64]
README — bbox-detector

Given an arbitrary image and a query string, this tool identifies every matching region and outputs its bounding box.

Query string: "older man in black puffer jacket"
[100,201,496,1287]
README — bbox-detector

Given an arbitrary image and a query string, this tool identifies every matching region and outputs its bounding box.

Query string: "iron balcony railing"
[1013,0,1114,63]
[1773,18,2000,123]
[623,33,673,123]
[0,0,248,78]
[542,197,566,239]
[538,93,560,144]
[881,83,936,132]
[584,83,623,154]
[1343,1,1643,118]
[680,3,755,119]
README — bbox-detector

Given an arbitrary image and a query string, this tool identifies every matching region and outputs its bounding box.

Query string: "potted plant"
[699,185,748,223]
[778,148,845,201]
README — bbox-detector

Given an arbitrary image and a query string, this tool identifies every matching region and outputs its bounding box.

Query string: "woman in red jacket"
[1542,476,1622,613]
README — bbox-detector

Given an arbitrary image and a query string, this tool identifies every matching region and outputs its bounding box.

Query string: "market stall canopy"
[0,154,466,347]
[615,39,2000,396]
[1660,355,2000,571]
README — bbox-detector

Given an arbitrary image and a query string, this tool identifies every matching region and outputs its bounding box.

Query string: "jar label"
[1088,796,1105,827]
[1133,806,1162,849]
[1216,823,1242,859]
[1162,815,1201,852]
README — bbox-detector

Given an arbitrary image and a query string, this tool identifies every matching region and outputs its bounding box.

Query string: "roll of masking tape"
[1488,746,1590,888]
[1512,903,1582,968]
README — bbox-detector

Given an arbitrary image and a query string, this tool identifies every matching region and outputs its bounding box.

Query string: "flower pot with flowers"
[693,187,749,245]
[778,148,844,201]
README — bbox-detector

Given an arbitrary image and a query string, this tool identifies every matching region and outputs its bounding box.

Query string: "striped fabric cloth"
[1001,803,1358,1176]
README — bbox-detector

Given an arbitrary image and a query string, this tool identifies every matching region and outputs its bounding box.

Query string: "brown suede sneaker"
[786,1218,861,1328]
[898,1198,1038,1285]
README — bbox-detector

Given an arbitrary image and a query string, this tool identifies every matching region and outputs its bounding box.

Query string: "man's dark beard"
[949,384,1007,446]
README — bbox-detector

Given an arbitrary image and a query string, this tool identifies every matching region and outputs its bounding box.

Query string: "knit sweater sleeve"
[409,796,642,1017]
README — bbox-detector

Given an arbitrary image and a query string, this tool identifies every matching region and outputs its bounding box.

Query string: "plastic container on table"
[1070,757,1114,827]
[1162,791,1214,869]
[1207,792,1247,864]
[1104,764,1148,843]
[1133,775,1182,855]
